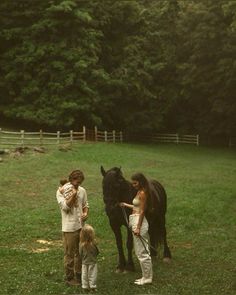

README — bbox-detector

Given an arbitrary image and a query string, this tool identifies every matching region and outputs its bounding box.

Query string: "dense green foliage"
[0,0,235,136]
[0,143,235,294]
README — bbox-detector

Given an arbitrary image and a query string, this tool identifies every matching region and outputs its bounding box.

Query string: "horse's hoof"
[163,257,171,264]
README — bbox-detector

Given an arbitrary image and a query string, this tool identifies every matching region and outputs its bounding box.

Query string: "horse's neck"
[119,181,135,203]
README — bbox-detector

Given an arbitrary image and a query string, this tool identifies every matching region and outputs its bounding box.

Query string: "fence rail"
[0,126,234,148]
[149,133,199,145]
[0,126,123,147]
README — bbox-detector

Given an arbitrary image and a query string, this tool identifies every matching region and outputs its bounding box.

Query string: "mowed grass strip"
[0,143,235,295]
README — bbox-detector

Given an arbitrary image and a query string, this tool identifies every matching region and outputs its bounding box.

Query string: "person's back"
[79,225,98,292]
[79,244,99,265]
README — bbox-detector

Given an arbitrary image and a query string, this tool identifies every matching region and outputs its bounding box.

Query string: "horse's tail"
[150,179,167,214]
[148,180,168,245]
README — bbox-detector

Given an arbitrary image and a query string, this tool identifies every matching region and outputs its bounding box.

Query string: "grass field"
[0,143,235,295]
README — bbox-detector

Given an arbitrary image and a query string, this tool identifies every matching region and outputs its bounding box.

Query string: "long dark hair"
[131,173,154,215]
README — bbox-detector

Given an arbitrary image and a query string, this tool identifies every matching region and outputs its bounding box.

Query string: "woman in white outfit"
[120,173,153,285]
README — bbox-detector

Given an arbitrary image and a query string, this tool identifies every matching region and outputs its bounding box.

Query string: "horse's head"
[101,166,127,209]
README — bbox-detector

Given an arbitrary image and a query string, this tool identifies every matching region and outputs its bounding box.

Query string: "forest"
[0,0,235,138]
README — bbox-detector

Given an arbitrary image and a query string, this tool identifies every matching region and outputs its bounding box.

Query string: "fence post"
[21,130,25,148]
[94,126,98,142]
[113,130,115,143]
[83,126,86,142]
[70,130,73,147]
[176,133,179,144]
[105,131,107,142]
[40,129,43,146]
[197,134,199,146]
[120,131,123,143]
[57,131,60,147]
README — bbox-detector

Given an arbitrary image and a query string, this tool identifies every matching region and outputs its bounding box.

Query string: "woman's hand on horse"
[119,202,126,207]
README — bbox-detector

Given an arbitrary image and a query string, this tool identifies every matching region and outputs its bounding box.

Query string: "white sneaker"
[134,278,152,285]
[135,277,143,282]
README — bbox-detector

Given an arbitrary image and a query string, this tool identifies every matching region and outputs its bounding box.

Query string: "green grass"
[0,143,235,295]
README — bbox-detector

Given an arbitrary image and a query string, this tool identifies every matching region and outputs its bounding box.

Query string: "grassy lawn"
[0,143,235,295]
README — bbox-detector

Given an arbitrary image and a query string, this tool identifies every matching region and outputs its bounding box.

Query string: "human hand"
[67,189,78,206]
[69,188,77,197]
[59,187,64,194]
[133,227,140,236]
[81,212,88,221]
[119,202,126,207]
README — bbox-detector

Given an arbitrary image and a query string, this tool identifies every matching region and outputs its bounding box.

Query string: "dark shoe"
[66,278,80,286]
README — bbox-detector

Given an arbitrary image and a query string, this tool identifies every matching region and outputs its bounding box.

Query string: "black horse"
[101,166,171,272]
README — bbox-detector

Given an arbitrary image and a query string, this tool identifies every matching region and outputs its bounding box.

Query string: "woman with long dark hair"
[120,172,153,285]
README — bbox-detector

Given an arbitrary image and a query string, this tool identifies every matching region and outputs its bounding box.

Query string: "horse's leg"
[148,222,158,257]
[111,224,126,272]
[163,226,172,262]
[125,227,135,271]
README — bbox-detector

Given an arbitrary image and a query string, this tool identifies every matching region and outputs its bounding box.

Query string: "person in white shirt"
[56,170,89,286]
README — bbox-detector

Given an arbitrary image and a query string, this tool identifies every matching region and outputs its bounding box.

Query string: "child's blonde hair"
[80,224,96,249]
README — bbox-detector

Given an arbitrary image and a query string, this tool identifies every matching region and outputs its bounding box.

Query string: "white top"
[56,183,89,232]
[132,195,141,213]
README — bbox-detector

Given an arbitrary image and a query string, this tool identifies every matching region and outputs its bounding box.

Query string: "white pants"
[82,263,97,289]
[129,214,153,280]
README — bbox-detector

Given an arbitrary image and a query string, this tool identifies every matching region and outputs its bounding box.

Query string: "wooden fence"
[151,133,199,145]
[6,126,236,148]
[95,126,123,143]
[0,126,123,147]
[1,126,235,147]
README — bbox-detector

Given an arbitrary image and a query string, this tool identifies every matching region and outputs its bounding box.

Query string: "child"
[79,224,99,292]
[59,178,77,206]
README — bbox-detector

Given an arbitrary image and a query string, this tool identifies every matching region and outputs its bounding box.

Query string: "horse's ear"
[101,166,106,177]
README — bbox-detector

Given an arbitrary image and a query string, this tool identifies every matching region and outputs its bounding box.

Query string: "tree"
[0,0,235,139]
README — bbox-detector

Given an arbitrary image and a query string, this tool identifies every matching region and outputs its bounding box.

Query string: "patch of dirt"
[30,239,62,253]
[36,239,62,247]
[32,247,50,253]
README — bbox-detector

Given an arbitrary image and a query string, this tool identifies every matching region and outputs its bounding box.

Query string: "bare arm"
[81,206,89,221]
[81,188,89,221]
[119,202,134,209]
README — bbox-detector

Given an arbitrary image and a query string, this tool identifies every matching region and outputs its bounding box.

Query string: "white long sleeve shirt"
[56,183,89,232]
